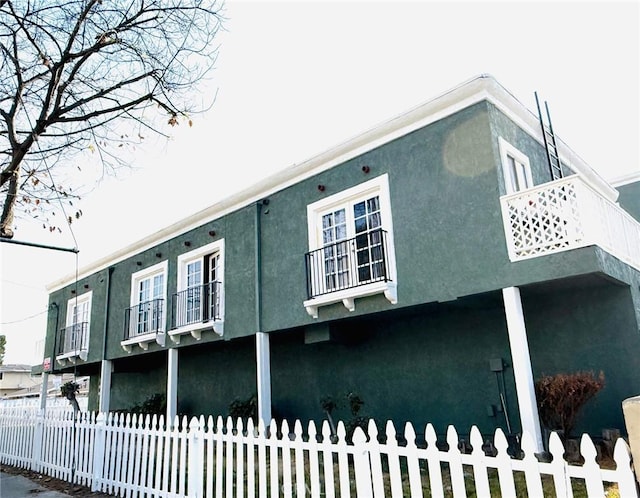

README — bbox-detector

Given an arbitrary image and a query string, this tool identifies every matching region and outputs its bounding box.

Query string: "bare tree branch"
[0,0,224,237]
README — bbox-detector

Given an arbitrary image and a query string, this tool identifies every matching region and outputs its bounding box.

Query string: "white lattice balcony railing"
[500,175,640,271]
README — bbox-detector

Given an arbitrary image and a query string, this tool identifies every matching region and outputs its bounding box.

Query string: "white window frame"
[171,239,225,342]
[499,137,534,194]
[56,291,92,364]
[121,260,168,352]
[304,173,397,318]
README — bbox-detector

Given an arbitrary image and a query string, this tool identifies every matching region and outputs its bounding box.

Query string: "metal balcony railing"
[57,322,88,356]
[123,299,165,341]
[305,228,391,299]
[171,281,221,329]
[500,175,640,270]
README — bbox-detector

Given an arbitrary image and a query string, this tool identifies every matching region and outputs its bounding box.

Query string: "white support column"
[32,372,49,472]
[167,348,178,427]
[38,371,49,411]
[502,286,544,453]
[256,332,272,427]
[98,360,112,413]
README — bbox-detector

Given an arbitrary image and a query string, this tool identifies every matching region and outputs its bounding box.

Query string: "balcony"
[56,322,88,366]
[121,299,166,352]
[169,281,223,342]
[500,175,640,270]
[304,228,397,318]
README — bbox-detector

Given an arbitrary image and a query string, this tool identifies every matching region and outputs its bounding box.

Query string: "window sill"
[168,320,224,344]
[303,281,397,318]
[55,350,88,366]
[121,331,166,353]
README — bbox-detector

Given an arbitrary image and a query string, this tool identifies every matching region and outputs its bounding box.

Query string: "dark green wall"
[524,279,640,435]
[617,179,640,220]
[109,351,167,411]
[177,337,257,418]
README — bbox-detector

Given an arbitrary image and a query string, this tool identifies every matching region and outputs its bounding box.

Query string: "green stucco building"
[41,75,640,450]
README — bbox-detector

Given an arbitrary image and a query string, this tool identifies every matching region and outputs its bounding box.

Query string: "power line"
[1,308,49,325]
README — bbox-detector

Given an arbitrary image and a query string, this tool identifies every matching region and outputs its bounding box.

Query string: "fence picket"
[548,431,571,497]
[469,426,491,497]
[519,430,544,497]
[384,420,402,498]
[320,421,335,498]
[1,407,638,498]
[246,418,256,498]
[235,417,245,498]
[366,420,385,498]
[281,419,293,498]
[446,425,467,497]
[580,433,606,497]
[269,419,280,498]
[307,421,321,498]
[293,420,306,498]
[424,423,445,498]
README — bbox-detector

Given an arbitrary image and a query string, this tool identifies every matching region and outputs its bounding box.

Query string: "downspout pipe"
[98,267,114,413]
[255,200,272,426]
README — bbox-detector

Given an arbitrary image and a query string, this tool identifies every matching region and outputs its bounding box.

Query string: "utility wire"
[0,308,49,325]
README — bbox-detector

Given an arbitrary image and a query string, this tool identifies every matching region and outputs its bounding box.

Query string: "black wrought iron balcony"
[123,299,165,341]
[171,281,221,330]
[305,228,391,299]
[57,322,88,356]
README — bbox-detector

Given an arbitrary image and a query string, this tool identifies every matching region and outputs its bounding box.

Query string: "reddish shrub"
[535,371,605,439]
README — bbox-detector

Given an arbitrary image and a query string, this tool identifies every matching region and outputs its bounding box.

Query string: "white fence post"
[30,408,45,473]
[352,427,373,497]
[90,412,107,492]
[188,416,204,498]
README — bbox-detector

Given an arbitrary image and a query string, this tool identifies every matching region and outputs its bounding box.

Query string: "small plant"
[535,370,605,439]
[229,393,259,423]
[320,391,370,443]
[131,393,166,415]
[60,380,81,414]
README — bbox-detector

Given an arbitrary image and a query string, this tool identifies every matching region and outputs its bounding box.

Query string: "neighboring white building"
[0,364,39,397]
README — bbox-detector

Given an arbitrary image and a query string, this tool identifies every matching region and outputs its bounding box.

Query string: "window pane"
[354,217,367,234]
[353,201,365,219]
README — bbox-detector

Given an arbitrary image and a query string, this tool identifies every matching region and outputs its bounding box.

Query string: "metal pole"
[0,237,79,253]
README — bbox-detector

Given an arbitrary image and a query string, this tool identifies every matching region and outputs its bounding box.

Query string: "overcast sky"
[1,0,639,365]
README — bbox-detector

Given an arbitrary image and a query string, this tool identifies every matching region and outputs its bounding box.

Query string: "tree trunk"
[0,163,20,238]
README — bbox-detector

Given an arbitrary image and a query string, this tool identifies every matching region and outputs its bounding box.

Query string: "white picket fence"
[0,409,638,497]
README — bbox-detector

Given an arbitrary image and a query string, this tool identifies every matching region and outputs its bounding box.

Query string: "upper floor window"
[56,291,92,363]
[499,137,533,194]
[122,261,168,351]
[171,239,225,340]
[304,174,397,318]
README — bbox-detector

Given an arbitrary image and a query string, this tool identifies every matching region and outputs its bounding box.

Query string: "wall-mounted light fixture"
[155,252,162,258]
[208,230,216,237]
[136,261,142,266]
[362,165,370,174]
[317,184,325,192]
[184,241,191,247]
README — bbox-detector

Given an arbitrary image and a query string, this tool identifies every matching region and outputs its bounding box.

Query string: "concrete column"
[98,360,112,413]
[167,348,178,427]
[622,395,640,482]
[256,332,272,427]
[502,286,543,452]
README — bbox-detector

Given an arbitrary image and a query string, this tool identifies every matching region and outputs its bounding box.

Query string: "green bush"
[228,393,259,423]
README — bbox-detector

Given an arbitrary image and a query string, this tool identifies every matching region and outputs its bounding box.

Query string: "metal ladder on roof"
[535,92,564,181]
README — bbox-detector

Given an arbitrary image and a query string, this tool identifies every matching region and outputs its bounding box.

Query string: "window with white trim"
[499,137,533,194]
[57,291,92,362]
[304,174,397,318]
[124,261,168,349]
[172,239,225,340]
